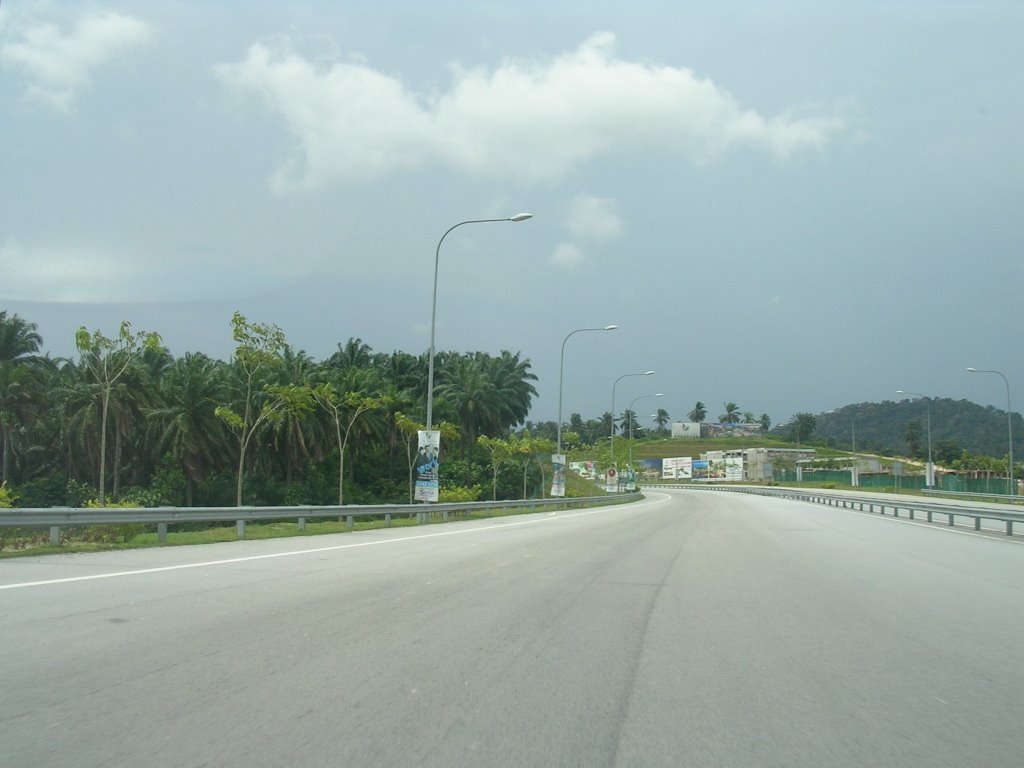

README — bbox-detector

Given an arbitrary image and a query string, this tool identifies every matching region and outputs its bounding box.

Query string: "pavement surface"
[2,489,1022,767]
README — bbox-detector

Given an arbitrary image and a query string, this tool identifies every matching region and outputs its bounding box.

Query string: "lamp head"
[509,213,533,222]
[604,325,619,330]
[644,370,655,376]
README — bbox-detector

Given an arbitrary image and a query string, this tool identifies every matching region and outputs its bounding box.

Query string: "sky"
[2,1,1022,430]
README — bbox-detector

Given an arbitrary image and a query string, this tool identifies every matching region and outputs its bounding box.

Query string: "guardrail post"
[49,526,61,546]
[158,523,168,542]
[236,520,246,539]
[948,513,955,527]
[974,518,981,531]
[927,510,933,523]
[298,517,306,531]
[1007,521,1014,536]
[346,514,354,530]
[384,512,392,527]
[443,510,450,522]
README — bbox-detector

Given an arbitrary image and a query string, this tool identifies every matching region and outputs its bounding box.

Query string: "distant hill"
[773,399,1022,461]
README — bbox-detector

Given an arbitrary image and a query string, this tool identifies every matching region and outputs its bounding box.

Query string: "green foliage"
[439,485,481,503]
[0,483,12,507]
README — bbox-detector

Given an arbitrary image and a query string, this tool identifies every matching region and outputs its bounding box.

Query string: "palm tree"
[0,363,44,484]
[790,412,817,445]
[654,408,670,434]
[760,413,772,433]
[436,354,498,480]
[0,311,43,365]
[482,351,538,435]
[719,402,742,424]
[0,312,45,485]
[619,409,640,437]
[688,401,707,423]
[149,353,230,505]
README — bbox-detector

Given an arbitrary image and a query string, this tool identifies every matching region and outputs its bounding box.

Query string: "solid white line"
[0,497,666,591]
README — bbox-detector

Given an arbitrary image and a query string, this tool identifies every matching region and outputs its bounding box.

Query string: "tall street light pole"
[897,390,933,488]
[425,213,532,430]
[627,393,663,468]
[610,371,654,468]
[967,367,1015,496]
[557,325,618,455]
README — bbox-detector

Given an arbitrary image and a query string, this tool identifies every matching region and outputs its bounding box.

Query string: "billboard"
[662,456,693,479]
[671,422,701,438]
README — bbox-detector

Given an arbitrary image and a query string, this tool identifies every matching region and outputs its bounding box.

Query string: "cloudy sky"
[2,1,1021,429]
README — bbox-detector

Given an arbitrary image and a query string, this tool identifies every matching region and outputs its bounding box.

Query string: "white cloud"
[0,239,126,301]
[550,243,585,269]
[0,238,268,303]
[567,195,624,243]
[1,10,151,112]
[217,32,844,190]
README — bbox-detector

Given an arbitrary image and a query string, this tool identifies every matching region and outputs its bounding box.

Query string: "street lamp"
[557,325,618,455]
[627,393,663,468]
[610,370,655,469]
[967,368,1015,496]
[425,213,532,430]
[897,390,933,488]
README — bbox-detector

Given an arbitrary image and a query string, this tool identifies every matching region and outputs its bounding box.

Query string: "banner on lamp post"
[551,453,566,497]
[414,430,440,502]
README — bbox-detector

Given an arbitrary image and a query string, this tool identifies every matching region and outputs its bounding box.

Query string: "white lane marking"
[0,497,668,591]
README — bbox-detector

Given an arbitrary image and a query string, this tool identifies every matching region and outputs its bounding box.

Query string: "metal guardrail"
[922,488,1023,504]
[655,484,1024,536]
[0,493,643,547]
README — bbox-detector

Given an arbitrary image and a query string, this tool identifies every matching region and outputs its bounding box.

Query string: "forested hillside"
[798,399,1022,463]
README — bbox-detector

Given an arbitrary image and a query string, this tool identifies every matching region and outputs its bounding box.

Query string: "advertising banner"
[551,453,566,497]
[692,459,709,481]
[414,430,440,502]
[605,465,618,493]
[662,456,693,480]
[725,456,744,482]
[625,467,637,491]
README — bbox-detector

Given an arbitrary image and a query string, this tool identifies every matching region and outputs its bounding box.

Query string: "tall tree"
[719,402,742,424]
[214,312,288,506]
[0,311,43,365]
[310,383,389,505]
[688,401,707,422]
[654,408,670,434]
[789,412,817,445]
[149,353,229,505]
[75,322,162,504]
[619,408,640,437]
[0,312,44,485]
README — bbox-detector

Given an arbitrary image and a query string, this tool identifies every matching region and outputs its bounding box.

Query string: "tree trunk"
[112,427,122,502]
[99,388,110,505]
[1,425,9,485]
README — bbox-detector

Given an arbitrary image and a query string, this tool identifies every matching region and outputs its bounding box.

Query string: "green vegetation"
[1,307,1018,539]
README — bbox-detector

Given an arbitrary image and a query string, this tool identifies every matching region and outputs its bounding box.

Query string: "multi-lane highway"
[2,489,1022,767]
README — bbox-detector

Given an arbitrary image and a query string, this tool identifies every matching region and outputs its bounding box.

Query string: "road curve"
[2,490,1022,767]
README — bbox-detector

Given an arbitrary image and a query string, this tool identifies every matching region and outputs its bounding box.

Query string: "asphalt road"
[2,490,1022,767]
